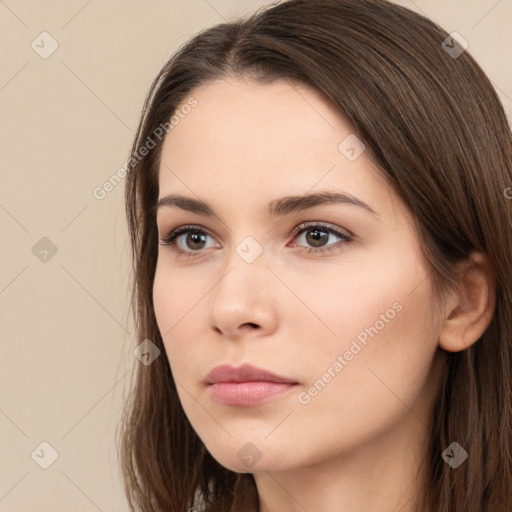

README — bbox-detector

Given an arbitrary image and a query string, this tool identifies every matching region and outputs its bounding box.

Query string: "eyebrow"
[153,191,378,218]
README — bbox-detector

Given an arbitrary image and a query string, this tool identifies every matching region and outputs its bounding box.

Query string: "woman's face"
[153,77,443,473]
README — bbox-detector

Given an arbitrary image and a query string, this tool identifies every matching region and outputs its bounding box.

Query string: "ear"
[439,251,496,352]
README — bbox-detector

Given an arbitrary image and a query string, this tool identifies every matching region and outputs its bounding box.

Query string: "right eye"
[159,224,219,258]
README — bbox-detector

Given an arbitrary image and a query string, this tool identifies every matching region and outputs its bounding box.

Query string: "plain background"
[1,1,511,510]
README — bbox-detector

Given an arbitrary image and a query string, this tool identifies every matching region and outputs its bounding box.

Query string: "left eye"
[159,222,352,258]
[290,224,352,253]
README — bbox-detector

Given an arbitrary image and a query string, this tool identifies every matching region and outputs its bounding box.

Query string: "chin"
[205,441,299,474]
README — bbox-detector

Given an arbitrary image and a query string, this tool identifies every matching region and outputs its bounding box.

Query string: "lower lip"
[208,381,298,406]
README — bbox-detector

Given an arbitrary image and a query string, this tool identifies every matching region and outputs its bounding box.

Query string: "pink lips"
[204,363,299,406]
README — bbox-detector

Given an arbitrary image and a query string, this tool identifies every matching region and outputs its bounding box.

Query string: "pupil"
[307,229,328,247]
[188,233,206,249]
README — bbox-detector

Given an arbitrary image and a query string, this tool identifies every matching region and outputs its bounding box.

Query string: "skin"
[152,77,496,512]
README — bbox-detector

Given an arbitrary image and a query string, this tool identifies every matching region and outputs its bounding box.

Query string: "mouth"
[204,363,299,407]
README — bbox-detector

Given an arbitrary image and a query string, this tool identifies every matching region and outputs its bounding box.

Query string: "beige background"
[0,1,511,510]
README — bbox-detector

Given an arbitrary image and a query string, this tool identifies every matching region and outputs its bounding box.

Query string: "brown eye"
[160,225,218,257]
[160,222,352,258]
[304,228,330,247]
[291,223,352,254]
[182,232,208,250]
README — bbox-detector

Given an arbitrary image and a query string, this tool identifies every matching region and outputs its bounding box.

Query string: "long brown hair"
[118,1,512,510]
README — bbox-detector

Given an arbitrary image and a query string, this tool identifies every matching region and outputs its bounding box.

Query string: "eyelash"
[159,222,352,259]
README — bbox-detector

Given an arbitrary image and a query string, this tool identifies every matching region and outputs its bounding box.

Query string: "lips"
[204,363,298,385]
[204,363,299,406]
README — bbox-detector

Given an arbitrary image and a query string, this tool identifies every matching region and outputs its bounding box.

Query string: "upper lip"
[204,363,298,385]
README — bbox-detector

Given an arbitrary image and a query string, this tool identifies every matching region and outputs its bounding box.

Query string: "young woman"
[118,1,512,510]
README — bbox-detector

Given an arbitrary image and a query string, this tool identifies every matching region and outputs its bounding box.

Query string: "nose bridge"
[213,233,268,303]
[206,231,276,334]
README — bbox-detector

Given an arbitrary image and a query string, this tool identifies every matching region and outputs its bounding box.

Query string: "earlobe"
[438,251,496,353]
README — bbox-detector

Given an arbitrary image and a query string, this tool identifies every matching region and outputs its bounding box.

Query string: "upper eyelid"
[293,221,351,234]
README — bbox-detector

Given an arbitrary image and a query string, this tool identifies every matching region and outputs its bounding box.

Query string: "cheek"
[292,246,438,430]
[284,242,431,358]
[152,264,174,340]
[152,263,202,373]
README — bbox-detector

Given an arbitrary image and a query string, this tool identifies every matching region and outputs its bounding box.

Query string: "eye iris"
[306,228,328,247]
[186,232,207,250]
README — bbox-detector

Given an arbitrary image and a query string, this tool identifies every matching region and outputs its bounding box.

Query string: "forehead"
[162,76,350,162]
[157,77,404,225]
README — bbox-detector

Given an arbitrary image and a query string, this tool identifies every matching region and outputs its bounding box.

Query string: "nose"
[206,252,279,340]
